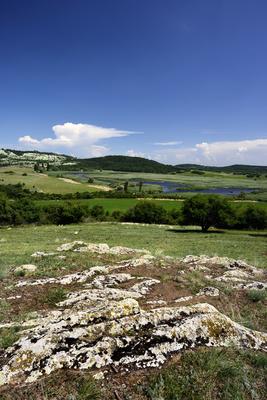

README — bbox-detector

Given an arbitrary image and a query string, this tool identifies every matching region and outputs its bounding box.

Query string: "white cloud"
[19,122,134,157]
[153,141,183,146]
[154,138,267,165]
[19,135,40,145]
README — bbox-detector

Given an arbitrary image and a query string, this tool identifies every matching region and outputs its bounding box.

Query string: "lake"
[141,181,255,195]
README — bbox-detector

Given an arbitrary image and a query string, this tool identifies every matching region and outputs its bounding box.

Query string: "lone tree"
[182,194,232,232]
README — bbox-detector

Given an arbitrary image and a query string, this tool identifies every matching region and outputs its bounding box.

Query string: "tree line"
[0,190,266,230]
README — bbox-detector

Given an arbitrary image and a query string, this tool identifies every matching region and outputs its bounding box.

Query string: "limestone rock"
[0,302,266,387]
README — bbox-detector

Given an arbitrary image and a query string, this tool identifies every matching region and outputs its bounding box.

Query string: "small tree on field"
[124,181,129,193]
[182,195,232,232]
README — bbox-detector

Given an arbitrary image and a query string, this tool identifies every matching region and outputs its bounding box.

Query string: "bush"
[182,195,233,232]
[246,289,267,302]
[42,288,67,306]
[43,203,87,225]
[238,206,267,229]
[89,205,105,220]
[123,201,169,224]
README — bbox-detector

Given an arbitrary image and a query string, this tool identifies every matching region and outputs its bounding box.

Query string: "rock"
[0,302,266,387]
[197,287,220,297]
[57,241,85,252]
[215,269,252,283]
[16,266,108,287]
[175,287,219,303]
[81,243,110,254]
[87,273,133,289]
[175,295,194,303]
[131,279,160,295]
[235,281,267,290]
[31,251,56,258]
[181,255,260,274]
[14,264,37,275]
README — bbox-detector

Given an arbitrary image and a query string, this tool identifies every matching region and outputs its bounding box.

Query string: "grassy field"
[0,167,106,194]
[35,197,267,213]
[51,169,267,190]
[0,223,266,274]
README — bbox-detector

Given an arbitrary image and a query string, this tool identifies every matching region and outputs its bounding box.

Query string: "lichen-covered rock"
[181,255,262,275]
[197,287,220,297]
[57,241,85,252]
[0,302,266,387]
[31,251,56,258]
[235,281,267,290]
[16,266,108,287]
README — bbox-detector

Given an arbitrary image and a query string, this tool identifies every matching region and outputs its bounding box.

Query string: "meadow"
[0,222,266,274]
[35,197,267,213]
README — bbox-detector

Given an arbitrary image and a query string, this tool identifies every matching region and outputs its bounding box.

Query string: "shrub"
[89,205,105,220]
[123,201,169,224]
[43,203,87,225]
[77,376,102,400]
[0,327,20,349]
[240,206,267,229]
[42,288,67,306]
[246,289,267,302]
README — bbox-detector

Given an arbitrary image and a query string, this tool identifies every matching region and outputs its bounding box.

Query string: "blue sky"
[0,0,267,165]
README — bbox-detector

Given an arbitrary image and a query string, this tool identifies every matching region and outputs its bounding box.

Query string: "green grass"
[246,289,267,303]
[41,287,67,306]
[0,327,20,349]
[0,223,266,273]
[0,167,104,194]
[143,348,267,400]
[34,197,267,214]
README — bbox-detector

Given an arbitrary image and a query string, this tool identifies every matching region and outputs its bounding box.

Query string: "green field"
[35,197,267,214]
[0,223,266,274]
[0,167,107,194]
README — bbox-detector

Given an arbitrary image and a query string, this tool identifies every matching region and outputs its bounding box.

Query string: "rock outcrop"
[0,242,266,389]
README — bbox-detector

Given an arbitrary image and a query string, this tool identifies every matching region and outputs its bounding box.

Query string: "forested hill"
[176,164,267,175]
[76,155,176,173]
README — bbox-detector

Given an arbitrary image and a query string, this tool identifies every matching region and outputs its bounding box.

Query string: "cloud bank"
[153,141,182,146]
[19,122,134,157]
[153,138,267,165]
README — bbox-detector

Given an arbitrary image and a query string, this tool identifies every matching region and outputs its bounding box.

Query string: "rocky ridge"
[0,241,266,389]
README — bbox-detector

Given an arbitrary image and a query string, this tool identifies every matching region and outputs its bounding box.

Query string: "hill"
[1,148,267,175]
[75,155,176,173]
[176,163,267,175]
[0,148,76,167]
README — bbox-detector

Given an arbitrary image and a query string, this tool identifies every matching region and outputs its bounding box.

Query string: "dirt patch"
[58,177,81,184]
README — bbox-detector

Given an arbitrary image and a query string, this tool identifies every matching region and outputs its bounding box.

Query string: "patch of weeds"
[246,351,267,369]
[143,348,267,400]
[0,267,8,280]
[0,326,20,349]
[0,299,10,322]
[14,269,26,277]
[77,376,102,400]
[42,287,67,306]
[246,289,267,303]
[185,271,211,294]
